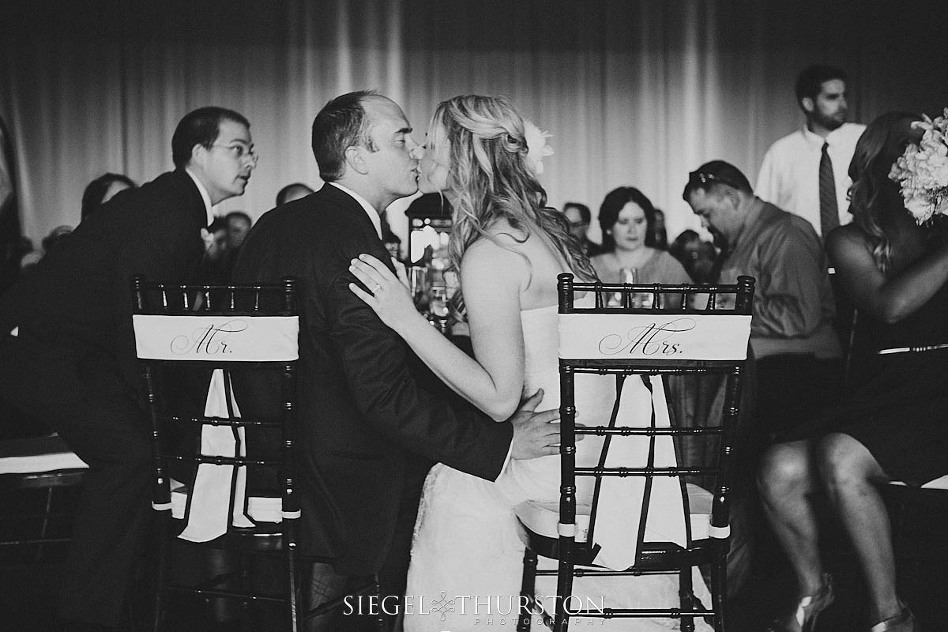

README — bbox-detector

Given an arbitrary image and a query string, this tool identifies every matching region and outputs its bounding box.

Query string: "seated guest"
[652,207,669,249]
[218,210,252,281]
[0,106,257,632]
[275,181,314,205]
[591,186,690,290]
[563,201,604,256]
[80,172,136,221]
[684,160,843,599]
[683,161,842,441]
[225,210,252,251]
[758,112,942,632]
[669,229,719,284]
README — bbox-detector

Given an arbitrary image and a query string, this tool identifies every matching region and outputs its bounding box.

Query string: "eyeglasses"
[688,170,741,190]
[212,143,259,164]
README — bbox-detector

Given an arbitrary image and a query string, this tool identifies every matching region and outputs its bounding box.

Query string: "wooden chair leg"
[152,512,171,632]
[518,548,538,632]
[553,556,576,632]
[710,547,727,632]
[238,551,252,632]
[34,486,55,562]
[679,565,696,632]
[286,532,300,632]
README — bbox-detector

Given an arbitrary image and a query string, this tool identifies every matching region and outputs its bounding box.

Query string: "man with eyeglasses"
[683,159,842,592]
[0,106,257,631]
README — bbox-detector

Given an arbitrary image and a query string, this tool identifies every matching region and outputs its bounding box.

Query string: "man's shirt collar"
[801,123,848,148]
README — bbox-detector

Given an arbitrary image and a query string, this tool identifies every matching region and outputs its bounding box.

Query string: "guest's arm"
[827,225,948,324]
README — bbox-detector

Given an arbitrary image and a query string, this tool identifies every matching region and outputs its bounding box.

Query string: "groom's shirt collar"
[329,182,383,239]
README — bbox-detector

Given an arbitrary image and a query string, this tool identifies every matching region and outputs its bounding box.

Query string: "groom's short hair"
[312,90,381,182]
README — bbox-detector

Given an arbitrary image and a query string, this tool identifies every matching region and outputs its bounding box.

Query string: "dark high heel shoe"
[868,605,916,632]
[766,573,834,632]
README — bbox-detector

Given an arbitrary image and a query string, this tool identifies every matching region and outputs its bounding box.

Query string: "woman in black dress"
[758,111,948,632]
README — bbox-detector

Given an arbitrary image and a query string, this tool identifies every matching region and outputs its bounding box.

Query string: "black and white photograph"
[2,1,947,631]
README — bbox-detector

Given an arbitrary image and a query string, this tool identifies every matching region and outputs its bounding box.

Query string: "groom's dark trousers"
[230,183,512,631]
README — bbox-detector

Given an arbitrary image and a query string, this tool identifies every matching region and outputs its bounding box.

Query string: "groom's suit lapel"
[317,184,395,274]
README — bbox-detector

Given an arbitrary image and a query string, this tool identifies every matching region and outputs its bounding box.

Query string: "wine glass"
[407,266,429,312]
[428,286,451,333]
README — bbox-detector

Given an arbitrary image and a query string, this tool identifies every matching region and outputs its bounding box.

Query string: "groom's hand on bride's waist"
[508,388,582,460]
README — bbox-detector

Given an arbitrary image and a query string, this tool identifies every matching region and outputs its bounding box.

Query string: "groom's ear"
[345,145,370,176]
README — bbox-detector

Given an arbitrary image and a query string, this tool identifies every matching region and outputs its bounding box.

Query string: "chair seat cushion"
[518,482,713,543]
[0,434,88,475]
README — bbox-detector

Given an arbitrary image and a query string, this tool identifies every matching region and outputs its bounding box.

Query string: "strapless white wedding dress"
[404,303,711,632]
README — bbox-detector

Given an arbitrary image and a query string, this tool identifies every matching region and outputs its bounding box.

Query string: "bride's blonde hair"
[429,95,597,284]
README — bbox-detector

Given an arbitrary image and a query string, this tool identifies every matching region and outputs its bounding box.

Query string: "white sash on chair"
[177,369,254,542]
[593,375,686,570]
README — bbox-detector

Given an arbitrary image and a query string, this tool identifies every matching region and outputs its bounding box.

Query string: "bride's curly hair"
[430,95,597,286]
[848,111,923,273]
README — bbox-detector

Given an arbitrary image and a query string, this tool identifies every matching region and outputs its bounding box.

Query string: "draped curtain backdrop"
[2,0,947,246]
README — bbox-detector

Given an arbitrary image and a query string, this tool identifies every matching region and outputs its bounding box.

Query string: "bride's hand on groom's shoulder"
[348,254,419,332]
[508,389,582,460]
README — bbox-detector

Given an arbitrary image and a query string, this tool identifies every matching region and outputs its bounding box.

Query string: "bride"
[349,95,708,631]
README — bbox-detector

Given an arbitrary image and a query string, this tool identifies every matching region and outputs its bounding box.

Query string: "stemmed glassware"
[407,266,429,313]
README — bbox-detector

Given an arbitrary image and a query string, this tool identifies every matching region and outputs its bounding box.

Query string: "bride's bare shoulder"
[460,221,531,281]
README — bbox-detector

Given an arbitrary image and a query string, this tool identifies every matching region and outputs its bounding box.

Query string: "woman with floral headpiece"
[349,95,709,631]
[758,111,948,632]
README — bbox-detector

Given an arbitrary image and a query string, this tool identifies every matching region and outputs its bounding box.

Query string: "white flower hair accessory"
[523,119,554,176]
[889,108,948,223]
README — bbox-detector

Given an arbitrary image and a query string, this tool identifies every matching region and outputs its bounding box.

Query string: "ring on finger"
[372,283,382,293]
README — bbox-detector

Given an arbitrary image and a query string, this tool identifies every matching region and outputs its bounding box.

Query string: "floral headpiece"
[523,119,554,176]
[888,108,948,223]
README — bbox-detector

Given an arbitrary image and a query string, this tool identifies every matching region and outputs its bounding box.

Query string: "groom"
[231,91,560,630]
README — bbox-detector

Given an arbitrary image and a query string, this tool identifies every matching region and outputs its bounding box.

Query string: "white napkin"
[178,369,254,542]
[592,375,687,570]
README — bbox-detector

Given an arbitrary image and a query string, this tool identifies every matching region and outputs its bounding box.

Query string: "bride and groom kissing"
[232,90,698,631]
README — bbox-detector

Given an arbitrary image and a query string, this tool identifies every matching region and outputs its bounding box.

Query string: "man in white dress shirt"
[756,65,866,238]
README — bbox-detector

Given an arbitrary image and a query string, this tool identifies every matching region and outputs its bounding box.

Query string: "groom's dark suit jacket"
[231,183,512,575]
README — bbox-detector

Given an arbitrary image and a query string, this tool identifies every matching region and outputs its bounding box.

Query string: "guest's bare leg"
[758,440,826,596]
[816,433,900,624]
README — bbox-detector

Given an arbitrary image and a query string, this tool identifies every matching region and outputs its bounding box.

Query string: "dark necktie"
[819,142,839,237]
